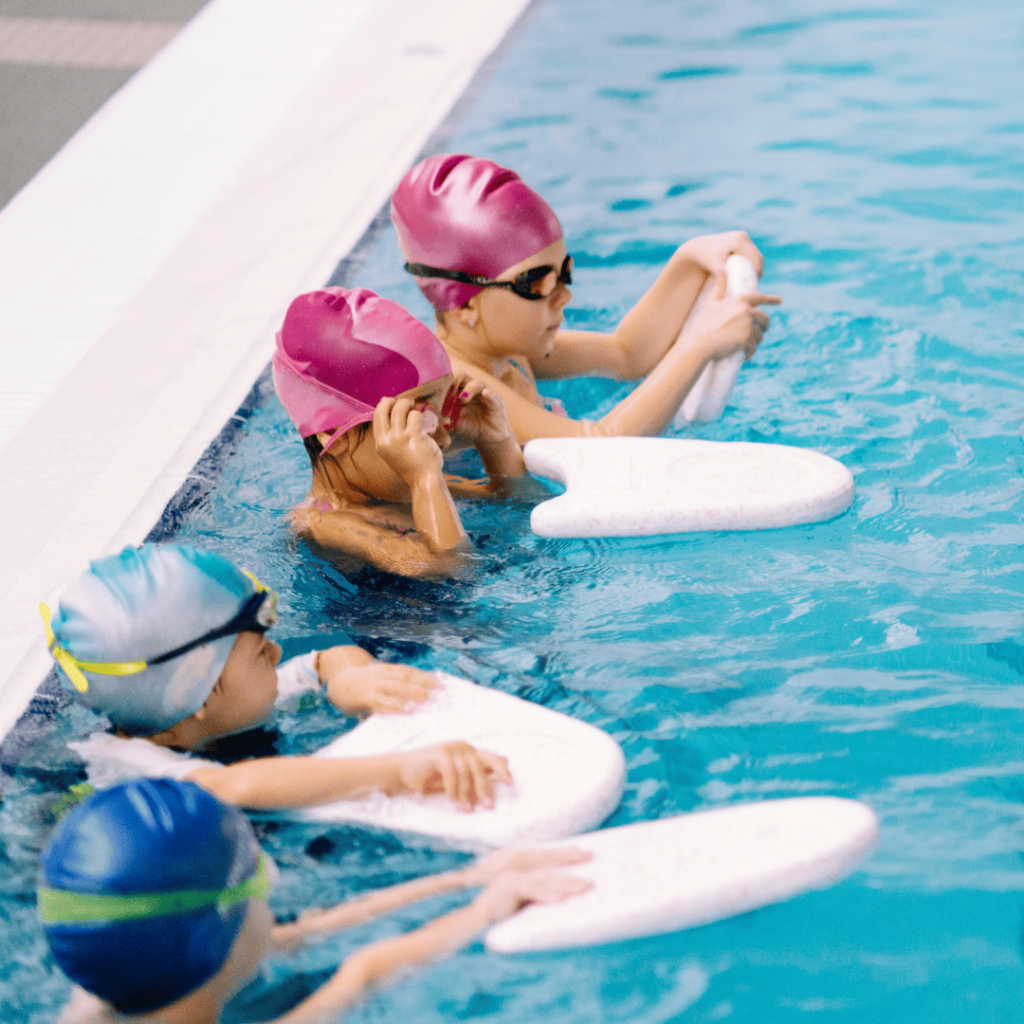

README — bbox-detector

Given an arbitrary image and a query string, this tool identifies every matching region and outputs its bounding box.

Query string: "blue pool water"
[5,0,1024,1019]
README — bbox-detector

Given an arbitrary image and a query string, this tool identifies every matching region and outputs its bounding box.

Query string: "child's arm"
[57,987,108,1024]
[459,282,779,445]
[184,741,511,811]
[375,395,469,548]
[272,846,591,950]
[444,380,531,500]
[298,506,472,580]
[315,645,437,716]
[271,867,592,1024]
[540,230,771,380]
[299,395,474,578]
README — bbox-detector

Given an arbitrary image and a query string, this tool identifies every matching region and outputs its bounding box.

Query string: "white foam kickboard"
[302,673,626,850]
[525,437,855,538]
[486,796,879,953]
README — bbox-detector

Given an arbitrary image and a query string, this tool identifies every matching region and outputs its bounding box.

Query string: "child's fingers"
[455,748,484,809]
[434,751,459,805]
[392,397,419,432]
[538,847,593,867]
[479,749,512,787]
[528,873,593,904]
[458,379,487,403]
[746,291,782,307]
[502,847,592,873]
[732,235,764,276]
[465,751,495,809]
[378,685,433,714]
[373,397,396,438]
[373,692,419,714]
[390,681,436,707]
[378,664,437,695]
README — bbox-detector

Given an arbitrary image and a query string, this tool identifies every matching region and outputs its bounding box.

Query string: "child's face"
[341,373,458,499]
[319,373,458,504]
[197,632,282,742]
[474,239,572,359]
[192,897,275,1015]
[397,372,459,443]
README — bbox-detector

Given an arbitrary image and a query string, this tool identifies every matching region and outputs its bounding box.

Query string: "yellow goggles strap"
[241,569,279,623]
[39,603,146,694]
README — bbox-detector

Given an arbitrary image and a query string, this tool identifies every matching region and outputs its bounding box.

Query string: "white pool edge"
[0,0,537,744]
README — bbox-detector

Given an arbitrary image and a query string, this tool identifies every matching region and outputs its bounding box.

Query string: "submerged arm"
[271,868,592,1024]
[272,847,591,950]
[297,505,472,579]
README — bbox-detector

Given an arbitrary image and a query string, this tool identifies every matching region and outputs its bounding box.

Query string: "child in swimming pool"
[391,153,783,444]
[274,286,529,579]
[44,778,591,1023]
[43,543,510,812]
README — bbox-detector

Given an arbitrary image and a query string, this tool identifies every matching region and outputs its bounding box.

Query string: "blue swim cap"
[39,778,267,1014]
[41,544,276,735]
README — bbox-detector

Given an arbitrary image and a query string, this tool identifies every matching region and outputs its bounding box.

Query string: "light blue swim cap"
[40,778,269,1014]
[42,544,275,735]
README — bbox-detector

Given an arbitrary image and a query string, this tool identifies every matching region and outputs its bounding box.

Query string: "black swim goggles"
[404,254,573,301]
[145,582,278,668]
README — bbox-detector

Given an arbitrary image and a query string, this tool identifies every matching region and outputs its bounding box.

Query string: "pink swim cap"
[273,287,451,450]
[391,154,563,311]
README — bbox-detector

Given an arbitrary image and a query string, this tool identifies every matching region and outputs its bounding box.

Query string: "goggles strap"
[39,604,146,694]
[39,573,276,691]
[39,853,271,925]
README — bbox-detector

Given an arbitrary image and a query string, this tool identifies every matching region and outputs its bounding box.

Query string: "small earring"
[467,317,477,328]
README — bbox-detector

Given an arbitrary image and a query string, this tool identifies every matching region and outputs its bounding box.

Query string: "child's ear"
[317,431,350,457]
[449,297,481,331]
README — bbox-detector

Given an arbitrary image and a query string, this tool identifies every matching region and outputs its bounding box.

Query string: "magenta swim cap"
[391,154,563,311]
[273,287,451,449]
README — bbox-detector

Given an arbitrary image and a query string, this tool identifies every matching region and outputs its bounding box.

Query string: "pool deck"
[0,0,536,743]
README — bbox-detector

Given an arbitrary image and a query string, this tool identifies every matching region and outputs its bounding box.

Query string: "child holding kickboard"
[392,153,781,443]
[42,543,510,812]
[42,778,590,1023]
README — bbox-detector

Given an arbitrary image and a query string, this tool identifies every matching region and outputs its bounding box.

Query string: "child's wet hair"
[302,424,370,470]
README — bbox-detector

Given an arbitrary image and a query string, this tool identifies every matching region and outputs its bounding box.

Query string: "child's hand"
[677,230,765,296]
[325,662,437,717]
[470,846,592,884]
[696,291,781,362]
[474,869,593,923]
[449,379,515,448]
[396,742,512,811]
[374,395,445,485]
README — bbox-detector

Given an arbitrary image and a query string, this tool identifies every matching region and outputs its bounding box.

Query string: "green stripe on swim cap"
[39,852,272,925]
[40,779,263,1015]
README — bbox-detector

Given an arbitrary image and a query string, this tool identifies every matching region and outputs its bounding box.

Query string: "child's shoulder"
[67,730,217,788]
[58,987,117,1024]
[275,649,320,700]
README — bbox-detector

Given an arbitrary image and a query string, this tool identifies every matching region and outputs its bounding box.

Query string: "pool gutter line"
[0,0,538,745]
